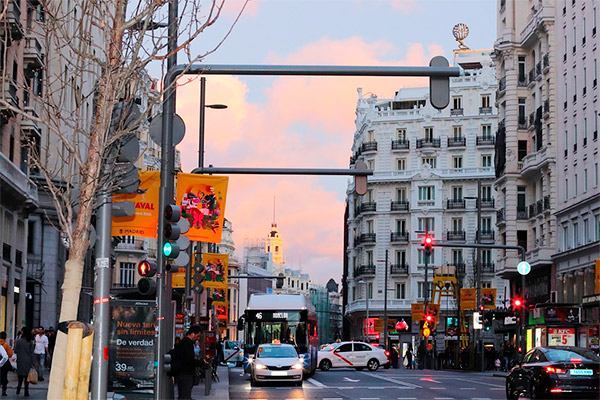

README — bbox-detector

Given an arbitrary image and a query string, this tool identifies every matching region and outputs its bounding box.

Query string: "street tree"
[0,0,247,397]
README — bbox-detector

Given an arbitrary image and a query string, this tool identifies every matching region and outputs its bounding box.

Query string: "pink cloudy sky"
[172,0,497,285]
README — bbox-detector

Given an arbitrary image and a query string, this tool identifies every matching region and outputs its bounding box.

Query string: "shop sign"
[545,306,579,324]
[504,316,517,325]
[548,327,576,346]
[588,326,599,350]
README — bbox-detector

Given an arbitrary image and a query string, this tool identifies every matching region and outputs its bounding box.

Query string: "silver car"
[250,343,303,386]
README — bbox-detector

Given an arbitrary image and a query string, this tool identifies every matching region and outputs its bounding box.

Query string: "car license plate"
[570,369,592,375]
[271,371,287,376]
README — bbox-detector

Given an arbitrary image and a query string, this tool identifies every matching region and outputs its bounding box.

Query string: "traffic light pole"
[91,191,112,400]
[155,1,178,398]
[383,249,388,350]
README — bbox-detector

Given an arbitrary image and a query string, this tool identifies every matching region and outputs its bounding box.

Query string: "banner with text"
[111,171,160,238]
[109,300,155,392]
[176,174,229,243]
[202,253,228,289]
[460,288,476,310]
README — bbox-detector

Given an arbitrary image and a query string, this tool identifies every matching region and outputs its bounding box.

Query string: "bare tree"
[0,0,247,397]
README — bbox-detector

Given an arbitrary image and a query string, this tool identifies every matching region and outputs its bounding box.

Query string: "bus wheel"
[319,359,332,371]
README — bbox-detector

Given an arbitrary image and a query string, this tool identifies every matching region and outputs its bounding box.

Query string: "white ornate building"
[344,49,507,350]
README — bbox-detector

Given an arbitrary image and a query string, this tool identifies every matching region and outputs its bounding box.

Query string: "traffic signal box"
[163,204,190,270]
[137,260,158,295]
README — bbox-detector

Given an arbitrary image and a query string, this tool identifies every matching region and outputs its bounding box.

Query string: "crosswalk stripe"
[359,371,422,389]
[307,377,327,388]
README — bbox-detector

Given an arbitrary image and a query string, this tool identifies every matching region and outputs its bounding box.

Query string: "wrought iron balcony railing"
[354,265,376,277]
[447,137,466,147]
[391,139,409,150]
[416,138,441,149]
[447,199,466,209]
[390,264,409,275]
[390,232,409,243]
[446,230,466,241]
[476,136,495,146]
[477,230,495,241]
[361,141,378,153]
[390,200,409,211]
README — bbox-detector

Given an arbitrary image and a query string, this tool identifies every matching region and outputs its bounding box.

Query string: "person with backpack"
[173,326,202,400]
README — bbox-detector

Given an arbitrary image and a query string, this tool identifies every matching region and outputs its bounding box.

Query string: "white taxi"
[318,341,389,371]
[250,343,303,386]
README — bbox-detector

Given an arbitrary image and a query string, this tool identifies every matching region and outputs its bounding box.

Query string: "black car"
[506,346,600,399]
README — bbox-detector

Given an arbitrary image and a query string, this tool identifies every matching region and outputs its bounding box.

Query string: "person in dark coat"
[175,326,202,400]
[14,328,34,397]
[405,344,413,369]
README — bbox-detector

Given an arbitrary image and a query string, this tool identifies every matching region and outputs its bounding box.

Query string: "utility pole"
[383,249,389,350]
[155,0,178,398]
[475,179,483,371]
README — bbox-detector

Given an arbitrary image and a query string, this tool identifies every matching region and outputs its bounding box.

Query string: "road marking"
[490,387,504,390]
[344,377,361,382]
[323,398,343,400]
[337,386,354,389]
[420,377,442,383]
[460,387,476,390]
[359,371,422,389]
[430,387,446,390]
[368,387,385,389]
[397,398,417,400]
[433,398,454,400]
[359,398,380,400]
[307,377,327,388]
[454,378,504,388]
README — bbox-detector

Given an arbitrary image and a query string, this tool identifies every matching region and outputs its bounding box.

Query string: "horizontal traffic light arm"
[191,167,372,176]
[431,242,526,261]
[228,275,285,279]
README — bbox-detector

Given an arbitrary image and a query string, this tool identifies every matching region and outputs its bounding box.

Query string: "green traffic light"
[163,242,173,257]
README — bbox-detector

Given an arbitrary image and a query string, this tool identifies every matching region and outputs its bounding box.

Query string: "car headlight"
[292,363,303,370]
[254,362,267,370]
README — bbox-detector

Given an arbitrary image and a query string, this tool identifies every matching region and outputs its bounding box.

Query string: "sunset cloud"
[176,37,445,284]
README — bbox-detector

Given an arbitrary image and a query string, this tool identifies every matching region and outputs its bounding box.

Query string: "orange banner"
[111,171,160,238]
[461,288,476,310]
[481,288,497,309]
[176,174,228,243]
[172,267,186,289]
[411,303,424,320]
[202,253,228,289]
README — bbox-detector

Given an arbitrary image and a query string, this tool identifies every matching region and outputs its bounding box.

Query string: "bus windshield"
[246,321,308,354]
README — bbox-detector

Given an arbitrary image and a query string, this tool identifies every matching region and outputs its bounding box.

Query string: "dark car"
[506,346,600,399]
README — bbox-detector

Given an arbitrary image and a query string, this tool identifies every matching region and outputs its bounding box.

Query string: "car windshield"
[257,346,298,359]
[545,348,600,363]
[320,343,341,352]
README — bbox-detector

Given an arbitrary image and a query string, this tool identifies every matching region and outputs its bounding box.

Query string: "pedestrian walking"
[33,327,48,381]
[45,328,56,370]
[14,328,34,397]
[390,346,399,368]
[0,332,13,396]
[405,344,413,369]
[174,326,202,400]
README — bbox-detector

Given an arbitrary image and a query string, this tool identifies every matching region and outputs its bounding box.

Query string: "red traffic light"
[137,260,157,278]
[421,233,434,251]
[513,297,523,308]
[425,314,433,322]
[424,236,433,245]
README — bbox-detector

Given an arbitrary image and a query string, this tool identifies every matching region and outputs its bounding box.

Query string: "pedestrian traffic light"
[137,260,157,295]
[483,312,493,331]
[163,204,190,269]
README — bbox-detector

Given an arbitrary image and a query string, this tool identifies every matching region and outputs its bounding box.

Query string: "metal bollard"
[204,364,212,396]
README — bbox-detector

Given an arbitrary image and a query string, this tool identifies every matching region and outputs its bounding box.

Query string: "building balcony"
[528,69,535,86]
[517,207,528,220]
[23,36,44,70]
[446,230,466,241]
[520,146,554,177]
[528,112,535,130]
[497,76,506,97]
[450,108,464,116]
[390,200,409,212]
[518,76,528,87]
[496,208,506,223]
[390,231,409,243]
[447,137,466,147]
[1,80,19,120]
[543,53,550,72]
[477,263,495,274]
[354,265,376,278]
[544,194,550,211]
[535,61,542,79]
[416,138,441,149]
[447,199,466,209]
[390,264,409,275]
[360,202,376,213]
[476,230,495,242]
[479,106,493,115]
[525,246,554,267]
[391,139,409,150]
[358,233,376,244]
[0,0,24,42]
[476,136,495,146]
[479,198,495,209]
[518,116,528,130]
[451,263,466,276]
[543,99,550,118]
[361,141,378,153]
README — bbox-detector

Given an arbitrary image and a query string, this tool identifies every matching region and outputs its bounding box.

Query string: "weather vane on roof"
[453,23,470,49]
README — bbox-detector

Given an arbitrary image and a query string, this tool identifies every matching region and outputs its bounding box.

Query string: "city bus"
[238,294,318,376]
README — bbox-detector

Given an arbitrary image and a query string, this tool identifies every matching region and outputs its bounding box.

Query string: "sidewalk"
[191,363,229,399]
[4,369,49,400]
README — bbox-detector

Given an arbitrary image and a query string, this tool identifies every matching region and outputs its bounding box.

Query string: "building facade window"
[418,217,435,232]
[397,128,407,140]
[418,186,435,201]
[119,262,135,287]
[482,155,492,167]
[583,218,589,244]
[481,94,491,108]
[573,222,579,248]
[563,225,569,251]
[482,124,492,138]
[418,249,435,264]
[422,157,436,168]
[418,282,433,299]
[453,126,462,138]
[395,283,406,299]
[397,158,406,171]
[453,156,463,169]
[424,127,434,140]
[452,96,462,110]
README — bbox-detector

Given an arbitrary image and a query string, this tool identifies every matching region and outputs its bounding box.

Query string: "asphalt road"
[228,367,507,400]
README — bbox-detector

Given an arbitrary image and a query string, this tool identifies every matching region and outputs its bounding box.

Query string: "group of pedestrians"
[386,344,415,369]
[0,327,55,397]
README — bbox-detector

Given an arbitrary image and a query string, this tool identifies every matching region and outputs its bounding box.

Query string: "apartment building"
[344,49,506,350]
[553,0,599,350]
[493,0,558,306]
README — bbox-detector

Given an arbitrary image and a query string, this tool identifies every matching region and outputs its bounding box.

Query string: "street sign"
[517,261,531,275]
